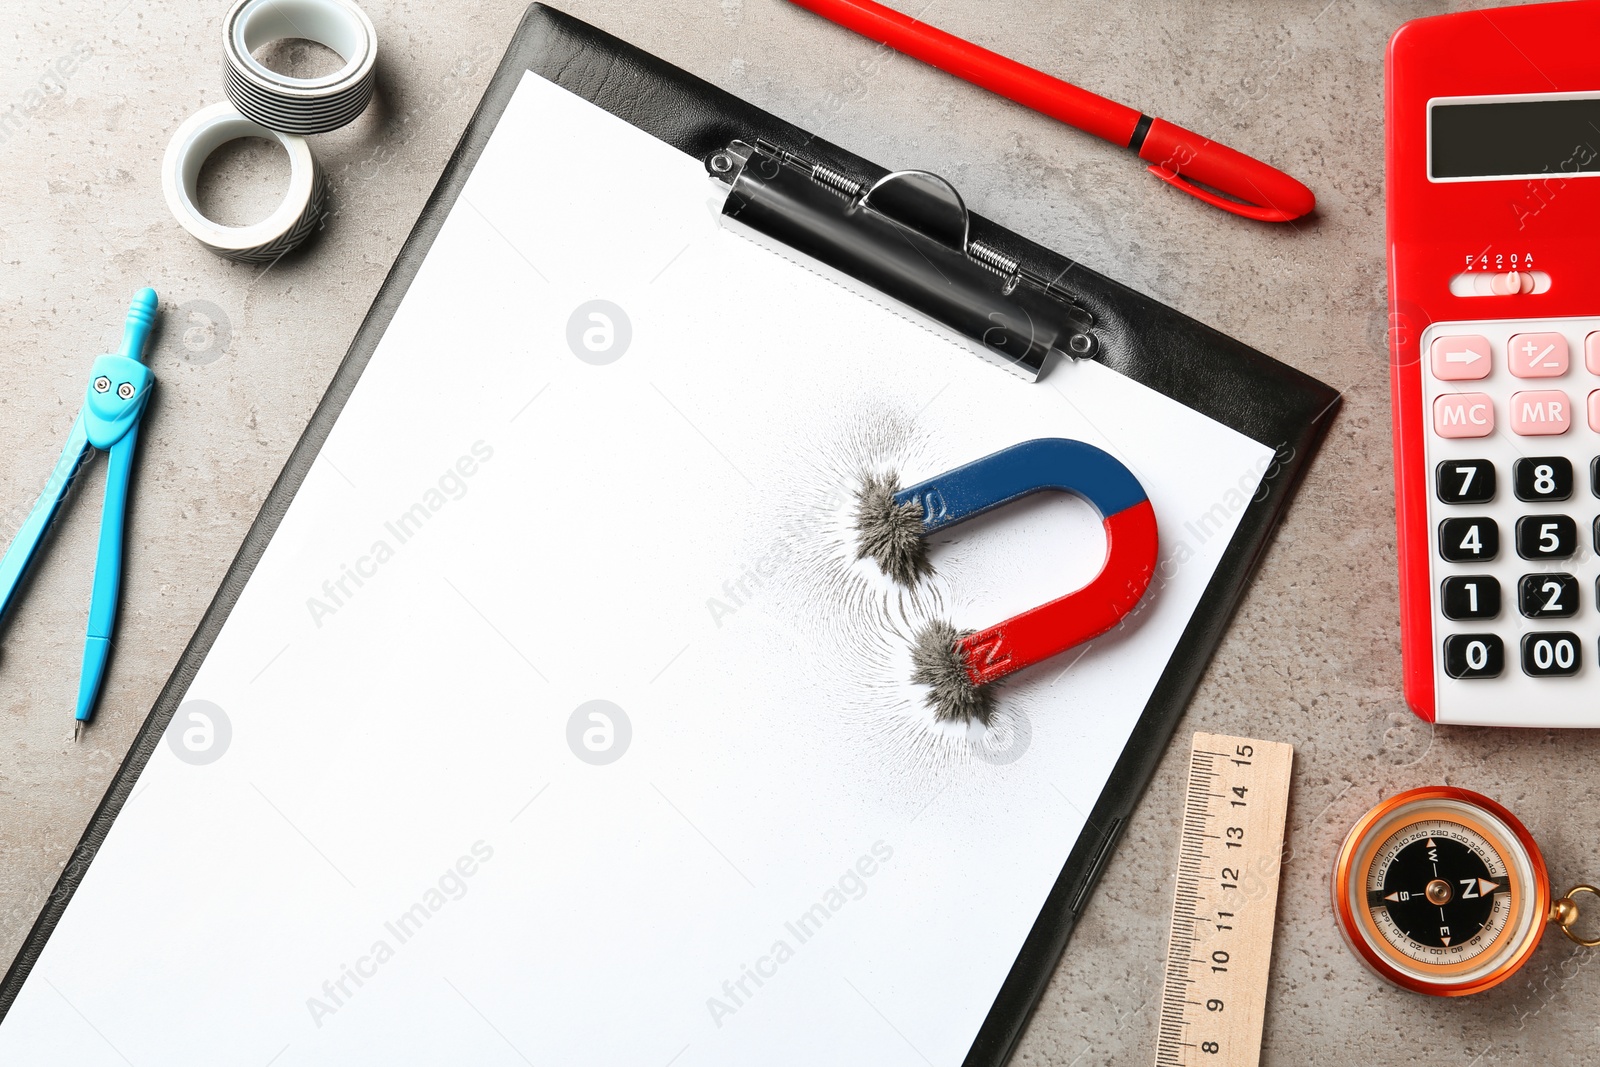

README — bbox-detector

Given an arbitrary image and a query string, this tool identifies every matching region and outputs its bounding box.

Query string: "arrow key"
[1431,335,1492,381]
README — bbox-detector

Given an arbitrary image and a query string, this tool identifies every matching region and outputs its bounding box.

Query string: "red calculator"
[1389,2,1600,727]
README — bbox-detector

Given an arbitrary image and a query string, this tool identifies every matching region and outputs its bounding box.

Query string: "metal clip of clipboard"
[706,140,1098,382]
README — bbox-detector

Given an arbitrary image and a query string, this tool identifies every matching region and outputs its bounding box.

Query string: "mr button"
[1510,390,1571,436]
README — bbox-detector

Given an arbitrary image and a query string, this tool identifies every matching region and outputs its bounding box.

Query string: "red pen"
[785,0,1316,223]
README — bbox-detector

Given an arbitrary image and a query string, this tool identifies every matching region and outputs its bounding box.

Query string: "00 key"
[1522,632,1582,677]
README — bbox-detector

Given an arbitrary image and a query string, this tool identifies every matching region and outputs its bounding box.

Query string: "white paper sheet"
[0,72,1274,1066]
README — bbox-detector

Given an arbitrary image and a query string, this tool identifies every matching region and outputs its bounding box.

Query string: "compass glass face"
[1366,819,1512,964]
[1336,791,1548,994]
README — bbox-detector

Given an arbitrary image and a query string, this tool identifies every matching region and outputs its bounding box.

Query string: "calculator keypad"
[1423,316,1600,721]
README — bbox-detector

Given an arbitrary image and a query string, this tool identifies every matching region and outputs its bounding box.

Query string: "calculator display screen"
[1430,97,1600,179]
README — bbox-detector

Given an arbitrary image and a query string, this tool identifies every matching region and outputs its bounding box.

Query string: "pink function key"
[1433,392,1494,438]
[1587,333,1600,375]
[1509,390,1571,435]
[1430,335,1491,381]
[1507,332,1568,378]
[1590,390,1600,433]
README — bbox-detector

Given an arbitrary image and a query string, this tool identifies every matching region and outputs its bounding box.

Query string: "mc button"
[1433,393,1494,438]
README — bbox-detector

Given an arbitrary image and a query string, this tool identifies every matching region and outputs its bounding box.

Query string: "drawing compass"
[1333,786,1599,995]
[0,289,158,740]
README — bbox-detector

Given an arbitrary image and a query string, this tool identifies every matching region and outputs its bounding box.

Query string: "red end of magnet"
[956,499,1159,687]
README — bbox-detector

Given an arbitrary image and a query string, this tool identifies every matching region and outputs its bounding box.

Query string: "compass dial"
[1333,788,1550,996]
[1366,819,1511,963]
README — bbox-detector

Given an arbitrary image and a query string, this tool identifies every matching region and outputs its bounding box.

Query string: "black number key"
[1521,632,1582,677]
[1439,517,1499,561]
[1516,515,1577,560]
[1443,634,1504,679]
[1513,457,1572,502]
[1436,459,1496,504]
[1441,576,1500,620]
[1519,573,1579,618]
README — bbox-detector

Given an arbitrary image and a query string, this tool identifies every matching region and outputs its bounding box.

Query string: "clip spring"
[965,240,1019,281]
[809,162,861,198]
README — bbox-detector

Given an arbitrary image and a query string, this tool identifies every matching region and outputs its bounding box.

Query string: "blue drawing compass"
[0,289,159,740]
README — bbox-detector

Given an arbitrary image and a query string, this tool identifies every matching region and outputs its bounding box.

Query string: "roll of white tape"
[222,0,377,136]
[162,102,326,264]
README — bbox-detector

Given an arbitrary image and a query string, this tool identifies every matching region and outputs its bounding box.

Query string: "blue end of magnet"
[893,438,1148,532]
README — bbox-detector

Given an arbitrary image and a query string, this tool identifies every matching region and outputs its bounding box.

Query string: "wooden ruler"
[1155,732,1294,1067]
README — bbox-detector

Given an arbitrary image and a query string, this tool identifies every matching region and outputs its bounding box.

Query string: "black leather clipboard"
[0,6,1339,1063]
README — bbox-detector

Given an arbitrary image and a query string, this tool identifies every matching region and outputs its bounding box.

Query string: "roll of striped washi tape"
[161,103,327,263]
[222,0,377,136]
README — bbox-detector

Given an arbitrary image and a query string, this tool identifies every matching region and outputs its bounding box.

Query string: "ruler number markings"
[1155,733,1293,1067]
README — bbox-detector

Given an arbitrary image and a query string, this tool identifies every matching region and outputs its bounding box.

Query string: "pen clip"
[1136,117,1315,224]
[1144,165,1298,224]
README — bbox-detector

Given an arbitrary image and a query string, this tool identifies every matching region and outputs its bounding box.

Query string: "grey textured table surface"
[4,0,1598,1063]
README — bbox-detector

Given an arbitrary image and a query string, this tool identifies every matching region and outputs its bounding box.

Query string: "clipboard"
[0,6,1339,1065]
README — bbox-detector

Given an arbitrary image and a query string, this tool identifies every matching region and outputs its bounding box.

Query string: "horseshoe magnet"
[853,438,1159,724]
